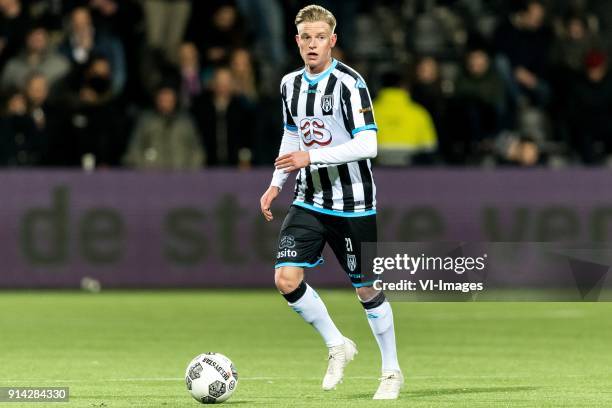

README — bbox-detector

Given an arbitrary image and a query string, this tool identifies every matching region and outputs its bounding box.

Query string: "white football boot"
[373,370,404,400]
[322,337,358,390]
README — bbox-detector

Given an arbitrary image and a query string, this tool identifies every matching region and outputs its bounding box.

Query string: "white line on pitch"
[0,374,587,383]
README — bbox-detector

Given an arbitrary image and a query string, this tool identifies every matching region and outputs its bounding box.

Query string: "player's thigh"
[274,266,305,293]
[326,214,378,287]
[275,205,326,270]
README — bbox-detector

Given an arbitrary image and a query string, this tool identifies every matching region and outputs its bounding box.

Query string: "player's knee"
[274,269,300,294]
[355,285,380,302]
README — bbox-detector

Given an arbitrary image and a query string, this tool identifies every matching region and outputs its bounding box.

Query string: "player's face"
[295,21,337,74]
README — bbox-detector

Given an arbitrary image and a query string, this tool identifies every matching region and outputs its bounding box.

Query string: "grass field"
[1,290,611,407]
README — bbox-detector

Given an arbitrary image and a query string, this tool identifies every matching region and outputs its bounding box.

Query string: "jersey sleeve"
[270,128,300,189]
[309,129,377,165]
[272,80,300,190]
[340,76,377,136]
[281,82,297,132]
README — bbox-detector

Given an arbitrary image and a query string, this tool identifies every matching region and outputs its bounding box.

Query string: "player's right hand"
[260,186,280,221]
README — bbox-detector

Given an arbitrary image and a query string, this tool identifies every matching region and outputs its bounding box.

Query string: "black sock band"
[361,291,386,310]
[282,280,307,303]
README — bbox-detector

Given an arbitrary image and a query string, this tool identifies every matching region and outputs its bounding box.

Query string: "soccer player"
[259,5,403,400]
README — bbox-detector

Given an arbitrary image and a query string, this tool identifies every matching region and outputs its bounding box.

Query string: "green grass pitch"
[1,290,611,407]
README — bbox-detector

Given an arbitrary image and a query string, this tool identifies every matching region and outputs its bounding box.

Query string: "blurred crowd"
[1,0,611,169]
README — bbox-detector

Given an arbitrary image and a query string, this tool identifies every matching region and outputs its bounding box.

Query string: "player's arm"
[261,87,300,221]
[274,130,376,170]
[261,128,300,221]
[270,127,301,189]
[308,129,376,165]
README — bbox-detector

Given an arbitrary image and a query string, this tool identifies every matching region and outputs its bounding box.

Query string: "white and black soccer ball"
[185,353,238,404]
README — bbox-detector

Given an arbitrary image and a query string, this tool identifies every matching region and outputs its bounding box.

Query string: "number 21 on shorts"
[345,237,353,252]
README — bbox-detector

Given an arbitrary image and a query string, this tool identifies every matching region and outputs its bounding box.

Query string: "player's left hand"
[275,151,310,173]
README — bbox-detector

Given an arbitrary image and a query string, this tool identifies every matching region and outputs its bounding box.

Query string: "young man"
[259,4,403,400]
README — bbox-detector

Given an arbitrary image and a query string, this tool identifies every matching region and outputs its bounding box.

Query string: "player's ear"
[330,33,337,48]
[295,34,300,47]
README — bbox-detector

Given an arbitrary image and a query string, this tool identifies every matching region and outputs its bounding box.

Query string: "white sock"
[288,284,344,348]
[365,301,400,372]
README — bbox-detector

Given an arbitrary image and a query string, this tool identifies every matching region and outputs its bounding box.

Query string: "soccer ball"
[185,353,238,404]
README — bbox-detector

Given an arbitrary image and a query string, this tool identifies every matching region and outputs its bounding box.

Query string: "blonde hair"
[295,5,336,33]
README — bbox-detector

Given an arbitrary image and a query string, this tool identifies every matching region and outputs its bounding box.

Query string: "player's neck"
[305,58,333,76]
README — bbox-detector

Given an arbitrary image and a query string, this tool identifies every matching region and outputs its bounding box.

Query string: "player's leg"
[355,285,403,399]
[274,206,356,390]
[326,213,403,399]
[274,265,344,349]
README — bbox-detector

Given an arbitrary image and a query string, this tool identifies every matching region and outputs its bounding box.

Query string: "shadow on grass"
[85,400,255,406]
[410,386,538,398]
[350,386,538,399]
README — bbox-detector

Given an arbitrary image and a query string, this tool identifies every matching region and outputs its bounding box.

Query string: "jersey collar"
[303,58,338,86]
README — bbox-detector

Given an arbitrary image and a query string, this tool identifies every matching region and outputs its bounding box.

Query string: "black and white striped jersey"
[280,59,377,216]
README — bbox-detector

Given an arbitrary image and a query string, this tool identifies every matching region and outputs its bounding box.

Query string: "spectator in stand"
[234,0,285,96]
[124,84,204,170]
[229,47,258,101]
[142,0,190,64]
[0,0,30,69]
[59,6,126,96]
[566,50,612,164]
[411,56,446,134]
[493,131,540,166]
[178,42,204,108]
[53,56,127,167]
[410,56,449,162]
[21,72,67,165]
[551,12,601,75]
[373,71,437,166]
[87,0,145,104]
[191,66,253,167]
[0,89,44,166]
[1,23,70,92]
[494,0,553,108]
[548,12,601,147]
[88,0,142,39]
[186,3,246,67]
[235,0,286,66]
[23,0,64,30]
[24,73,49,127]
[24,72,54,136]
[451,41,507,157]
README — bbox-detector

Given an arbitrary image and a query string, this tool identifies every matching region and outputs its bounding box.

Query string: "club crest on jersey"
[347,254,357,271]
[321,94,334,113]
[299,118,332,146]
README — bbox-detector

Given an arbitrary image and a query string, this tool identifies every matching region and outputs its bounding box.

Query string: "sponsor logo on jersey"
[321,95,334,113]
[299,118,332,146]
[355,78,367,89]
